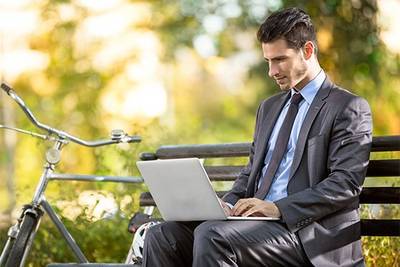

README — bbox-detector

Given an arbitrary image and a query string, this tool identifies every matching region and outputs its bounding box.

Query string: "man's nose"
[268,63,279,78]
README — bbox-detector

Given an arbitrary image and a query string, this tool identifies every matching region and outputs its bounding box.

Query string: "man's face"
[262,38,308,91]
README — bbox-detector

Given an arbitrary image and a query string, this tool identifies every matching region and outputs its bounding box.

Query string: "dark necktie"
[254,93,303,200]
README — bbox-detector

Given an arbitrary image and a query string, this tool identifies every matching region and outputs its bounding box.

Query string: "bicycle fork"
[0,223,18,265]
[0,141,63,266]
[0,205,43,267]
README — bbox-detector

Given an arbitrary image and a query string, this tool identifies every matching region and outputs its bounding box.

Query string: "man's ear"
[302,41,314,60]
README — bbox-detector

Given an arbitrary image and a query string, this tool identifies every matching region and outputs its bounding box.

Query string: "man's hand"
[232,198,281,218]
[218,198,233,216]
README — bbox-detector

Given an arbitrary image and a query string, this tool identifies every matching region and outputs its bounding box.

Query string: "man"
[143,7,372,267]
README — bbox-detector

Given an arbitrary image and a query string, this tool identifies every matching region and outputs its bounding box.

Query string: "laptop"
[136,158,279,221]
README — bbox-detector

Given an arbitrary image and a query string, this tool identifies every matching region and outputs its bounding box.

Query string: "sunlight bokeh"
[378,0,400,54]
[1,0,399,123]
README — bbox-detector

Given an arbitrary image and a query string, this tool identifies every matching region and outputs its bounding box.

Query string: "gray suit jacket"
[223,77,372,267]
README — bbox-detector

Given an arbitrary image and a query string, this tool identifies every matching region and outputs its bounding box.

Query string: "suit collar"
[289,76,333,179]
[294,70,326,105]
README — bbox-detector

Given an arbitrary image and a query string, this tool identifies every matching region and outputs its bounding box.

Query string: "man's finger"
[232,199,249,216]
[233,199,255,216]
[242,205,263,217]
[231,199,244,214]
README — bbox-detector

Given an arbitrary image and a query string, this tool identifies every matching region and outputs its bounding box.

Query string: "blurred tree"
[0,94,16,224]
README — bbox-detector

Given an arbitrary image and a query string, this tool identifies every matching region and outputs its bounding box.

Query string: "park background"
[0,0,399,266]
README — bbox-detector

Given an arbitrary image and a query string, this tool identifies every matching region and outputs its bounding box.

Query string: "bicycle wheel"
[5,212,39,267]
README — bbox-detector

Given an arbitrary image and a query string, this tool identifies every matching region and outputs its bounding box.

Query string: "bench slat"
[360,187,400,203]
[361,219,400,236]
[141,136,400,160]
[366,159,400,177]
[204,160,400,181]
[372,135,400,152]
[204,166,242,181]
[156,143,250,159]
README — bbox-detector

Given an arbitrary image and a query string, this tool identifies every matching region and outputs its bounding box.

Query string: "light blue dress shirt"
[259,70,326,202]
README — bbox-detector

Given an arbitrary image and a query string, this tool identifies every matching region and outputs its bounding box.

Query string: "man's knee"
[194,221,218,238]
[192,221,238,266]
[193,221,230,249]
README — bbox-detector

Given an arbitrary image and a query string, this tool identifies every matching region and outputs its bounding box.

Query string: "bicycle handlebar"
[1,82,11,94]
[1,83,141,147]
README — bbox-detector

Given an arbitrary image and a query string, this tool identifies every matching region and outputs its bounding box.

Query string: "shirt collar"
[290,70,326,105]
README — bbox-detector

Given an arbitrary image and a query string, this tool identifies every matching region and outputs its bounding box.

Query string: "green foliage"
[0,197,141,265]
[28,212,132,266]
[362,236,400,267]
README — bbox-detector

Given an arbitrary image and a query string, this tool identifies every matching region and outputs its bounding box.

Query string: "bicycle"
[0,82,143,266]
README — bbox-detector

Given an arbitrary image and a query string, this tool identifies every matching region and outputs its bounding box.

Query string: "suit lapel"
[252,92,290,183]
[288,77,333,180]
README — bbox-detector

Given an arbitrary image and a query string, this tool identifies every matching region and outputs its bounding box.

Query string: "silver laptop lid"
[136,158,226,221]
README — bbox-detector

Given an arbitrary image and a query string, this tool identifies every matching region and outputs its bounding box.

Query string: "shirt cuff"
[225,202,234,209]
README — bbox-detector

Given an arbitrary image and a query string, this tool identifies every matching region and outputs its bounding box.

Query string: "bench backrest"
[139,135,400,236]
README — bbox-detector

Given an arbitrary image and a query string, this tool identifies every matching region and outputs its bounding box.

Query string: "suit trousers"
[142,220,312,267]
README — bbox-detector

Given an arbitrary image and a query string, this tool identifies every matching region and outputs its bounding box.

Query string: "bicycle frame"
[0,82,143,266]
[31,142,144,265]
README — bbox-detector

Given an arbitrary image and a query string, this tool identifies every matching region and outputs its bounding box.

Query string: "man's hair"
[257,7,318,52]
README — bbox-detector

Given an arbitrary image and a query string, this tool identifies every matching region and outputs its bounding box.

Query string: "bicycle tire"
[5,212,38,267]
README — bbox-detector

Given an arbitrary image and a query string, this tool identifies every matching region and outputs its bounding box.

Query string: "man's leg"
[192,220,311,267]
[142,221,200,267]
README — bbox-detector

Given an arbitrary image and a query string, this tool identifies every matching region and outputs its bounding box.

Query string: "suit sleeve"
[275,96,372,232]
[222,101,264,205]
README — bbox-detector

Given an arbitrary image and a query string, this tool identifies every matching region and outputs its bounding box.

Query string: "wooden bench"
[139,135,400,237]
